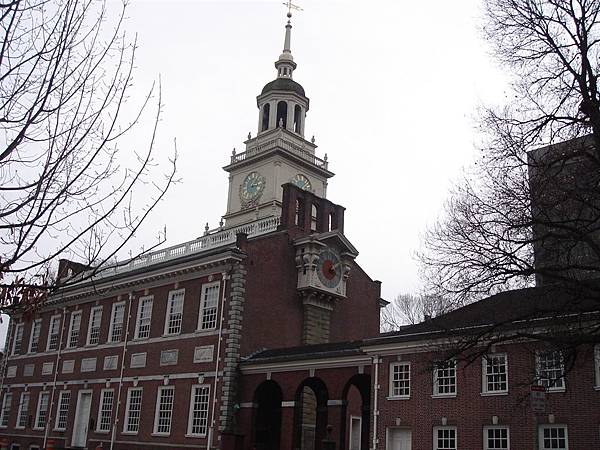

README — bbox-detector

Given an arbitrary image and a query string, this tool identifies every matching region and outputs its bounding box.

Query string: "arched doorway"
[340,374,371,450]
[252,380,283,450]
[293,377,329,450]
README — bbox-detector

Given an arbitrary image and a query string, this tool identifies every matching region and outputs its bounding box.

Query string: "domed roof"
[261,78,306,97]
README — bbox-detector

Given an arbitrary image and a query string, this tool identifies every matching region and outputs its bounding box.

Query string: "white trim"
[3,370,221,389]
[153,385,175,436]
[15,392,29,429]
[481,353,509,395]
[8,327,221,360]
[593,344,600,388]
[349,415,361,450]
[197,282,220,331]
[240,355,371,374]
[0,392,12,428]
[388,361,410,399]
[535,350,566,392]
[483,425,510,450]
[45,315,61,351]
[108,301,126,343]
[28,319,42,354]
[433,359,457,397]
[86,305,103,346]
[134,296,153,340]
[96,388,114,433]
[11,323,24,355]
[433,426,457,450]
[66,311,82,348]
[54,390,71,431]
[186,384,210,437]
[123,387,143,434]
[33,391,49,430]
[164,289,185,336]
[538,424,568,450]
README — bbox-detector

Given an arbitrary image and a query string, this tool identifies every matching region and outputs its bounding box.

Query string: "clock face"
[292,173,312,191]
[240,171,266,203]
[317,248,342,289]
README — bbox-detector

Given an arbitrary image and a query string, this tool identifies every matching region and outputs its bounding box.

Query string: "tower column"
[286,101,295,132]
[269,100,277,129]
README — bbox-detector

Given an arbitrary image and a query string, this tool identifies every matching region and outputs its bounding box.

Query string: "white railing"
[88,216,281,281]
[231,137,328,170]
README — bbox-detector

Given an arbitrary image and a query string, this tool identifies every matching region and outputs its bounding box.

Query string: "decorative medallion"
[239,171,266,208]
[291,173,312,191]
[316,248,342,289]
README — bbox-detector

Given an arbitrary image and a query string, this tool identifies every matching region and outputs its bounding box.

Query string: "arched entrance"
[340,374,371,450]
[252,380,283,450]
[293,377,329,450]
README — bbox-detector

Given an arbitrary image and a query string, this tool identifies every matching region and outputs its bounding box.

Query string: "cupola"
[257,12,309,137]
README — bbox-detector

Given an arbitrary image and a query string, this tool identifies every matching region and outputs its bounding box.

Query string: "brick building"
[1,10,600,450]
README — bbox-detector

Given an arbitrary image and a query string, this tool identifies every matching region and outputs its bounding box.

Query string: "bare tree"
[0,0,177,308]
[418,0,600,354]
[381,293,449,331]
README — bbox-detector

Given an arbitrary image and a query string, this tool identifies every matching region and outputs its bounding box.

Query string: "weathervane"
[283,0,303,16]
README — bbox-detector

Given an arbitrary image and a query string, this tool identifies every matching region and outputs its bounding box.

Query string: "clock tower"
[222,11,334,227]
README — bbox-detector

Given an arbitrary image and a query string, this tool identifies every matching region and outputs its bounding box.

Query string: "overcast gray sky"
[1,0,510,343]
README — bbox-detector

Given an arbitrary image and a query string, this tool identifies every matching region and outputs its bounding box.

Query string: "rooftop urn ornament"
[232,148,236,156]
[204,222,209,236]
[311,135,315,143]
[247,132,251,139]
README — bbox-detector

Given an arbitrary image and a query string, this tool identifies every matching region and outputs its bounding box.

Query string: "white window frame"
[483,426,510,450]
[123,387,143,434]
[28,319,42,353]
[198,282,220,331]
[54,390,71,431]
[134,296,153,339]
[12,323,24,355]
[153,385,175,435]
[34,391,49,430]
[67,311,82,348]
[536,350,566,392]
[0,392,12,427]
[108,302,126,343]
[16,392,30,429]
[96,389,114,433]
[538,425,568,450]
[594,344,600,388]
[86,306,103,346]
[482,353,508,395]
[186,384,210,437]
[164,289,185,336]
[433,359,457,397]
[433,426,457,450]
[46,314,61,351]
[388,362,411,398]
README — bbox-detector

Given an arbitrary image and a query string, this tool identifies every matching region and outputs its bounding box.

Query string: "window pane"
[200,284,219,330]
[125,388,143,433]
[155,387,174,434]
[189,386,210,436]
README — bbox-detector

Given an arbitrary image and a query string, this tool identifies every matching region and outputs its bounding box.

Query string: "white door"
[387,428,411,450]
[72,391,92,447]
[349,416,361,450]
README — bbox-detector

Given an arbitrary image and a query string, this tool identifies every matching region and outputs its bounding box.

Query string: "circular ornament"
[317,248,342,289]
[240,171,266,204]
[292,173,312,191]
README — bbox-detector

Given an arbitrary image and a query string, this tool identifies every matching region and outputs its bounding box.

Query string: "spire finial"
[276,1,302,79]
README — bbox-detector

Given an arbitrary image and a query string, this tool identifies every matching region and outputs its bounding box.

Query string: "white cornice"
[240,354,370,374]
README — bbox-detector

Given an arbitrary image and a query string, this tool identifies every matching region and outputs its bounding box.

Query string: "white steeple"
[275,12,297,79]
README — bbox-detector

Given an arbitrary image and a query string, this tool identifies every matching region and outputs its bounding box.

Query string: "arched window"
[294,105,302,133]
[276,101,288,129]
[311,204,318,231]
[261,104,270,131]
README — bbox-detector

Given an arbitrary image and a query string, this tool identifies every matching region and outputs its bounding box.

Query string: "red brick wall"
[375,342,600,450]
